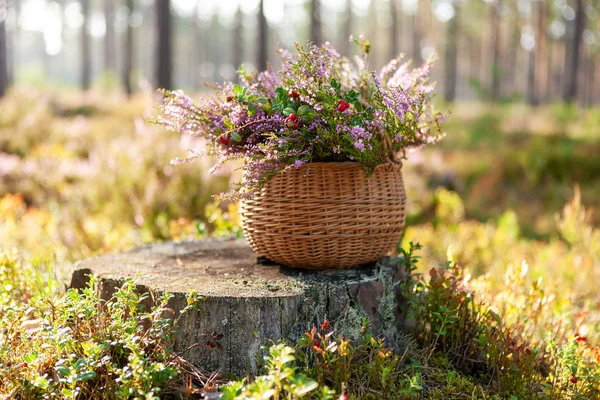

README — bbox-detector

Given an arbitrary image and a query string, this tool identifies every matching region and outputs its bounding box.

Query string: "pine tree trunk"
[233,7,243,82]
[490,1,501,102]
[506,3,520,97]
[564,0,584,103]
[257,0,268,70]
[123,0,134,95]
[411,12,421,64]
[532,0,547,105]
[444,5,458,103]
[527,48,535,105]
[0,0,7,98]
[156,0,172,90]
[389,0,399,60]
[340,0,352,56]
[104,0,116,73]
[189,4,199,89]
[310,0,322,45]
[81,0,91,90]
[6,0,15,86]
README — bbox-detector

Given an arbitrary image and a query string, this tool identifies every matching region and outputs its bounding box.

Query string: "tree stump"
[68,239,403,377]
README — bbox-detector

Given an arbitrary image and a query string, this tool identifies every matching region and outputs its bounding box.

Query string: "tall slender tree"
[257,0,268,70]
[389,0,399,60]
[123,0,134,95]
[564,0,584,102]
[104,0,116,73]
[233,5,243,82]
[81,0,91,90]
[444,3,459,102]
[340,0,352,56]
[0,0,7,97]
[489,0,501,102]
[411,7,422,64]
[7,0,17,86]
[156,0,172,90]
[530,0,547,105]
[310,0,322,45]
[506,0,521,96]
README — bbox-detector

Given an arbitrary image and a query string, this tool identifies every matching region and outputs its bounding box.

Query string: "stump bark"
[68,239,403,377]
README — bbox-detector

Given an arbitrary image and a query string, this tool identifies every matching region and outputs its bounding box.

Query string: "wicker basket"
[240,162,406,269]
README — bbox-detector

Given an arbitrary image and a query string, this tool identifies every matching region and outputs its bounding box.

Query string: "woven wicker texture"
[240,162,406,269]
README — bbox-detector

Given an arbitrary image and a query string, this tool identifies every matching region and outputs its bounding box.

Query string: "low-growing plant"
[0,254,216,399]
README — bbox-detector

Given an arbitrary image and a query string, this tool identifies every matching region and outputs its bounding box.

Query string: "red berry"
[313,339,320,347]
[321,320,329,331]
[289,91,300,98]
[219,135,230,146]
[570,376,578,384]
[226,96,233,102]
[337,101,349,112]
[338,395,349,400]
[286,114,301,129]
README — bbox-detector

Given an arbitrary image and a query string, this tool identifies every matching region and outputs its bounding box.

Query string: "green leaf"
[571,365,578,375]
[74,371,96,382]
[283,107,296,116]
[230,132,242,142]
[24,351,38,363]
[61,389,74,397]
[297,105,310,116]
[233,84,242,95]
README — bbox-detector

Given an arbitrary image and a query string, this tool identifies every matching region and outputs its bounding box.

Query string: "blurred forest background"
[0,0,599,105]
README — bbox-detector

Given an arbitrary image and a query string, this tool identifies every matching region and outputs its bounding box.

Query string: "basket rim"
[286,160,403,170]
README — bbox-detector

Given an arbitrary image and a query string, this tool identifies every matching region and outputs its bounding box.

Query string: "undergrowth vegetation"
[0,89,599,398]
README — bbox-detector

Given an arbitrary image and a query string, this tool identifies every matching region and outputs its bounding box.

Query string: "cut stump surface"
[69,239,403,377]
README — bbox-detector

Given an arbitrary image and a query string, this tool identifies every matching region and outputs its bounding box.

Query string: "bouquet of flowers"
[153,37,445,201]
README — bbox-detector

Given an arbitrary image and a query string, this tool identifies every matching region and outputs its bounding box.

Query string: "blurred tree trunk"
[527,49,535,104]
[389,0,399,60]
[0,0,7,97]
[310,0,321,45]
[564,0,584,103]
[257,0,268,70]
[506,3,520,97]
[444,4,459,103]
[190,3,199,88]
[7,0,18,86]
[233,6,243,81]
[123,0,134,95]
[156,0,172,90]
[531,0,547,105]
[411,9,422,64]
[104,0,116,73]
[489,1,501,102]
[584,50,594,107]
[340,0,352,56]
[81,0,91,90]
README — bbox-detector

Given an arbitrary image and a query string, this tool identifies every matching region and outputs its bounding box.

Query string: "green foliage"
[0,255,205,399]
[222,344,331,400]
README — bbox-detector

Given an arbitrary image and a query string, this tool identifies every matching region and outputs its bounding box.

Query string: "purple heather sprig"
[151,39,446,200]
